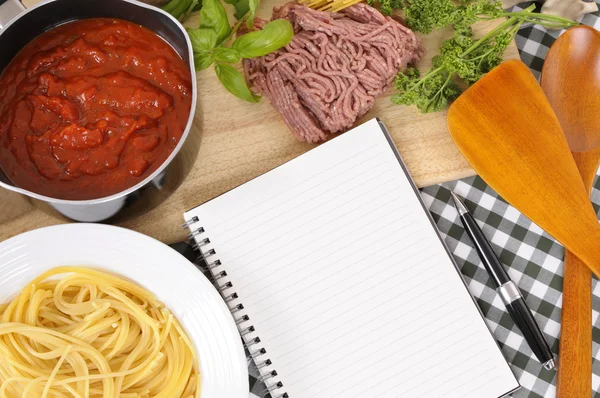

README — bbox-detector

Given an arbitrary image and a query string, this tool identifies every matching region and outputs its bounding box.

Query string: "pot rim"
[0,0,198,206]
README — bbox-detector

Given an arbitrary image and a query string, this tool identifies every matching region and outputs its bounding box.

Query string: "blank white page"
[185,119,519,398]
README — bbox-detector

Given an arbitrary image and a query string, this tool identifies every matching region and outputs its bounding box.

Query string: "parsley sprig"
[366,0,579,112]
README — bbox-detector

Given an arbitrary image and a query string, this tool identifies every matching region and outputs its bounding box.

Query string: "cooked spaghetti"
[0,267,200,397]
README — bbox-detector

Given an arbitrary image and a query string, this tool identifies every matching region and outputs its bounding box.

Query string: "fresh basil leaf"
[246,0,259,28]
[200,0,231,44]
[223,0,250,20]
[214,62,258,102]
[194,52,214,70]
[213,47,241,63]
[233,20,293,58]
[187,28,217,52]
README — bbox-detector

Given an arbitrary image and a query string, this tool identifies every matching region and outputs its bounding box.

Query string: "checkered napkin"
[177,7,600,397]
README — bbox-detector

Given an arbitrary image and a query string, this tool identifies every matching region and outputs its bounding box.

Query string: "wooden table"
[0,1,519,244]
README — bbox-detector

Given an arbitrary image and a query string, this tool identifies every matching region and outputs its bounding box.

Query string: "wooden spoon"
[447,59,600,279]
[541,25,600,398]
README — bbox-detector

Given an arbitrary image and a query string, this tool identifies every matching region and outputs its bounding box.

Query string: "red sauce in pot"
[0,18,192,200]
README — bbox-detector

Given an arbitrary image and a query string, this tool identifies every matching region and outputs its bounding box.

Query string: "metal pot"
[0,0,199,222]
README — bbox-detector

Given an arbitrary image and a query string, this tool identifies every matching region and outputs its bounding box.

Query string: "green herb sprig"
[162,0,293,102]
[384,0,578,112]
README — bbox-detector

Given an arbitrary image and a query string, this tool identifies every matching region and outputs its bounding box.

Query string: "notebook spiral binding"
[183,217,289,398]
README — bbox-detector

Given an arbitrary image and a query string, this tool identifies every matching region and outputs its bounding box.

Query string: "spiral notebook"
[184,119,520,398]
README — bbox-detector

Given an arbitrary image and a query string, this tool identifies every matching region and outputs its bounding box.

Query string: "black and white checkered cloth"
[177,7,600,397]
[514,2,600,80]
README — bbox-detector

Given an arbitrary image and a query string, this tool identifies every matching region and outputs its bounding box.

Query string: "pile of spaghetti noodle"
[0,267,200,397]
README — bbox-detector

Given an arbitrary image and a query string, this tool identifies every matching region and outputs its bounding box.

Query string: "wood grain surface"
[0,0,518,244]
[448,60,600,278]
[540,26,600,398]
[555,150,597,397]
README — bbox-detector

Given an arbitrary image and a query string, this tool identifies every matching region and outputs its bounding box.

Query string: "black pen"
[450,192,556,370]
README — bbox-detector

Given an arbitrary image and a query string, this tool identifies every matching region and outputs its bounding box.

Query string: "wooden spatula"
[447,59,600,279]
[541,25,600,398]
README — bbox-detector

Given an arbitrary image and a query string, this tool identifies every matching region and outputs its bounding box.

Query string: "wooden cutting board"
[0,0,519,244]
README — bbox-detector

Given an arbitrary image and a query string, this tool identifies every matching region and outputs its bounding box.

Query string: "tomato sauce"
[0,19,192,200]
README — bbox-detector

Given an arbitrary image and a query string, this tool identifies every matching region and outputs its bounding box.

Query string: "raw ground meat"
[243,2,423,143]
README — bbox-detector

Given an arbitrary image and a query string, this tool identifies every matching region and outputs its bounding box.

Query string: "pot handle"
[0,0,25,31]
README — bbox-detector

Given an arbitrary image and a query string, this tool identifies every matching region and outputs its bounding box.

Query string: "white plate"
[0,223,248,398]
